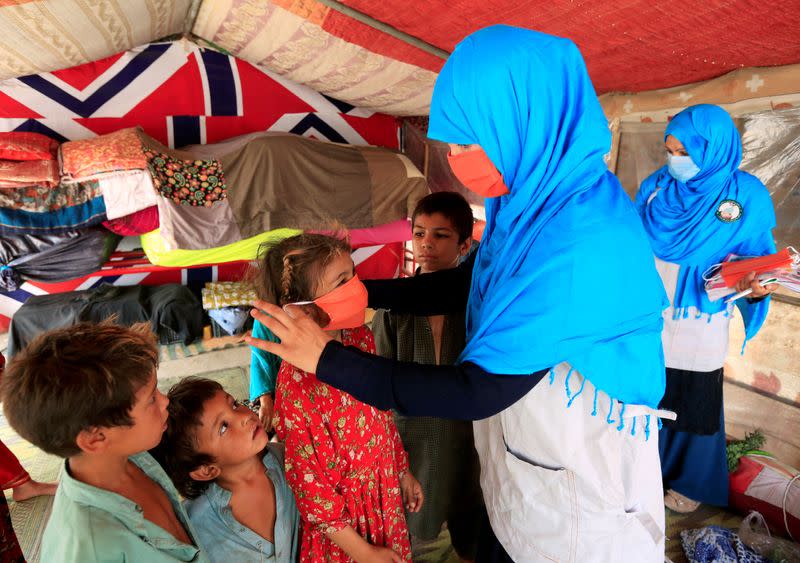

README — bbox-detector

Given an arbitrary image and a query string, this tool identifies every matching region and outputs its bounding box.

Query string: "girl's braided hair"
[251,233,352,307]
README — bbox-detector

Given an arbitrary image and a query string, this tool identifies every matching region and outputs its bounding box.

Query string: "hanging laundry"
[155,194,241,251]
[98,171,158,219]
[221,134,428,237]
[138,131,427,251]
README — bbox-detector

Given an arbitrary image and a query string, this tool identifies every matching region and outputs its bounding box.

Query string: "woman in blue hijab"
[636,104,777,513]
[250,25,668,561]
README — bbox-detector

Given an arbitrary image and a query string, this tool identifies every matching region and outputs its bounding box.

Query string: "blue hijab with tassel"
[428,25,667,408]
[636,104,775,343]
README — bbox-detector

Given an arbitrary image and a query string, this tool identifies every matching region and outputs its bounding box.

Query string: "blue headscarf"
[636,104,776,342]
[428,25,667,408]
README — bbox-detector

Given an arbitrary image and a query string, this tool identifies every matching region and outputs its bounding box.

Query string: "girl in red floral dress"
[252,234,423,563]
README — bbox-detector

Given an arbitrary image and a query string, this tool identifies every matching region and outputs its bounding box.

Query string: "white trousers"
[473,363,666,563]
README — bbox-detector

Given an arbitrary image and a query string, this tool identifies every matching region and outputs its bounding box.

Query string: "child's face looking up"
[412,212,471,274]
[194,390,269,468]
[313,252,356,299]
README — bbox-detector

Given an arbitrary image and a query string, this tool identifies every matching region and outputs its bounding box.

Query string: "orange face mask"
[720,248,794,288]
[447,148,510,198]
[284,275,368,331]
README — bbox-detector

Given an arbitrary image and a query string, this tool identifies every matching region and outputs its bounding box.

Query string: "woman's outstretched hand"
[246,300,333,374]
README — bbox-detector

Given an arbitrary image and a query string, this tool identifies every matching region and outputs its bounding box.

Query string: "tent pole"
[314,0,449,60]
[607,118,621,174]
[184,0,204,34]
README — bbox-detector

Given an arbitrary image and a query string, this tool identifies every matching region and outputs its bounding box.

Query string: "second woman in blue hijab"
[636,103,777,513]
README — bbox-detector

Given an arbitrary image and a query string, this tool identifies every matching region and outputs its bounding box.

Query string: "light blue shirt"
[184,444,300,563]
[42,452,208,562]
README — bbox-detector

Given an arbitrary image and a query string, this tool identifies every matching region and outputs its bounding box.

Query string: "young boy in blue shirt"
[153,377,300,563]
[1,321,208,563]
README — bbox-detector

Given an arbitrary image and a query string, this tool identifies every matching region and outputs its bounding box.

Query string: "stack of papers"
[703,247,800,302]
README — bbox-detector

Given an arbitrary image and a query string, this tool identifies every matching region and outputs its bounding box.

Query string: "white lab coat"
[656,258,732,372]
[473,363,666,562]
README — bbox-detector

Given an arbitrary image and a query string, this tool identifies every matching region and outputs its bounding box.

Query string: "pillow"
[0,132,59,161]
[61,127,146,179]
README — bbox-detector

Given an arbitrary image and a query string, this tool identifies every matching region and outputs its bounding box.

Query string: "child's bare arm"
[327,526,402,563]
[399,471,424,513]
[256,393,274,431]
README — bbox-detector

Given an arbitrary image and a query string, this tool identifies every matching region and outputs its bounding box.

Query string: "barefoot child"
[153,376,300,563]
[253,233,423,562]
[0,322,206,562]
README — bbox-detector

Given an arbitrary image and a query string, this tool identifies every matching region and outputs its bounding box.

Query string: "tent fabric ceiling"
[330,0,800,94]
[1,0,799,116]
[191,0,437,116]
[601,63,800,122]
[0,0,190,81]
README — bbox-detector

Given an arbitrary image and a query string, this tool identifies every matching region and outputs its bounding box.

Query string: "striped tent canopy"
[0,0,798,115]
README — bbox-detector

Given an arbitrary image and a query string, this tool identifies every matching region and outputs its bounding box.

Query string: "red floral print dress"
[273,325,412,562]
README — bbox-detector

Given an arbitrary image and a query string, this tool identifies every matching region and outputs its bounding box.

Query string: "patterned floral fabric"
[145,149,226,206]
[0,0,190,82]
[274,325,412,562]
[0,159,59,188]
[0,181,101,212]
[0,374,23,563]
[0,440,28,492]
[201,281,256,309]
[0,492,23,563]
[192,0,438,116]
[60,128,147,180]
[0,131,58,161]
[680,526,768,563]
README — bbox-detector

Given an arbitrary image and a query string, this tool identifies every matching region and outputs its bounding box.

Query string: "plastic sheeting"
[615,108,798,249]
[740,107,800,251]
[615,122,668,200]
[0,229,120,292]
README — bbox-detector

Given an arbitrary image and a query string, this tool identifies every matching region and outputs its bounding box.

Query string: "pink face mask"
[284,275,368,330]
